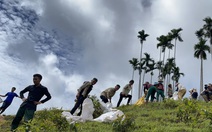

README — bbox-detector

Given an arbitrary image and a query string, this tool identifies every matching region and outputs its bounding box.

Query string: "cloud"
[1,0,212,115]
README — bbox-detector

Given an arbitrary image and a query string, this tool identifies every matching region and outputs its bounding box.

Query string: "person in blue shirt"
[0,87,20,114]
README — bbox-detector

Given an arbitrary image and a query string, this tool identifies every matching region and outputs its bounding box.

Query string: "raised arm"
[0,93,8,97]
[0,95,6,97]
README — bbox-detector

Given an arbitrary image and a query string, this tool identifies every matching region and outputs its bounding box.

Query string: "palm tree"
[129,58,139,104]
[170,28,183,64]
[171,66,184,90]
[129,58,139,80]
[141,53,154,96]
[156,60,163,79]
[172,66,184,83]
[146,61,157,84]
[137,30,149,99]
[164,58,176,94]
[203,17,212,59]
[195,28,205,40]
[194,38,210,93]
[157,35,173,80]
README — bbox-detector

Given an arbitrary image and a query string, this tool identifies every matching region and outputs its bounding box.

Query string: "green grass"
[0,99,212,132]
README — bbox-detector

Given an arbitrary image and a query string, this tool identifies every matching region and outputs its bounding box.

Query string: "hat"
[154,82,159,86]
[158,79,163,82]
[143,81,149,85]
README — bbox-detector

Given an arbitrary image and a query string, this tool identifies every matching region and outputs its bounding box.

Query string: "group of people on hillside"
[70,78,134,116]
[142,79,197,102]
[0,73,209,131]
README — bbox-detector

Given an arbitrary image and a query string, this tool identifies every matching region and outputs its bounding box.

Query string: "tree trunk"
[158,47,162,78]
[174,39,177,63]
[141,69,146,97]
[150,73,153,84]
[138,42,143,99]
[200,58,203,94]
[131,69,135,104]
[138,70,142,99]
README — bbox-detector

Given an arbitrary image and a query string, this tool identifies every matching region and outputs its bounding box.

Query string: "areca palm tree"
[156,60,163,79]
[171,66,184,90]
[141,53,154,96]
[203,17,212,59]
[194,38,210,93]
[164,58,176,94]
[195,28,205,40]
[165,58,175,80]
[146,61,157,84]
[129,58,139,104]
[170,28,183,63]
[129,58,139,80]
[157,35,173,80]
[137,30,149,99]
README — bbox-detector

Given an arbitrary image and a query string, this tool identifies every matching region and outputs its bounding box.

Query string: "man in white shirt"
[117,80,134,107]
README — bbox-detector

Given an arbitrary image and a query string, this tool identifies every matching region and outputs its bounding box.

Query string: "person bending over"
[117,80,134,107]
[100,84,120,103]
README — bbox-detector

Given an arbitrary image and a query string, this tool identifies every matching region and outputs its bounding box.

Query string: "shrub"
[176,99,202,129]
[162,99,179,109]
[16,108,70,132]
[89,95,104,118]
[112,115,135,132]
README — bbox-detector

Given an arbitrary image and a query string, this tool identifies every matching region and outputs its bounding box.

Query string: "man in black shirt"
[11,74,51,131]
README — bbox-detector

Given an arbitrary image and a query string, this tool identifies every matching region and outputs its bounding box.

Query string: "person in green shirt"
[145,82,158,103]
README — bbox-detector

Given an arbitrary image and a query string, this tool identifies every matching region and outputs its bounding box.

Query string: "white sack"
[62,98,94,123]
[93,109,124,122]
[173,92,178,100]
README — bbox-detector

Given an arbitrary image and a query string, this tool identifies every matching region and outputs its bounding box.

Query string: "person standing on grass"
[100,84,120,103]
[11,74,52,131]
[145,82,158,103]
[0,87,20,114]
[175,82,186,100]
[117,80,134,107]
[70,78,98,116]
[143,81,151,96]
[156,79,165,102]
[190,88,198,100]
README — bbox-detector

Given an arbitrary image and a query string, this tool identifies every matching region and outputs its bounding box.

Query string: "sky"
[0,0,212,115]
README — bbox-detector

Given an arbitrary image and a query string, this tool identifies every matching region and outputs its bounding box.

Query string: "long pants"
[100,95,108,103]
[145,87,156,102]
[0,101,11,114]
[156,90,165,102]
[70,95,85,116]
[117,93,132,107]
[11,106,35,131]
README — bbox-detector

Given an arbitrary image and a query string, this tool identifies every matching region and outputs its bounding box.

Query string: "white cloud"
[1,0,212,115]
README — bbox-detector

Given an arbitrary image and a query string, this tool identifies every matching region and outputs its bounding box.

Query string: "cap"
[154,82,159,85]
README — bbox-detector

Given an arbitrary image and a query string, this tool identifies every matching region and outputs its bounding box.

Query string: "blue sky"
[0,0,212,115]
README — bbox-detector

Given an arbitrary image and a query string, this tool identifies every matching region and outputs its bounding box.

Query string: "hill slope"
[0,99,212,132]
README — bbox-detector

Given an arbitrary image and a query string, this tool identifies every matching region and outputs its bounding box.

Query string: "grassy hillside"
[0,99,212,132]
